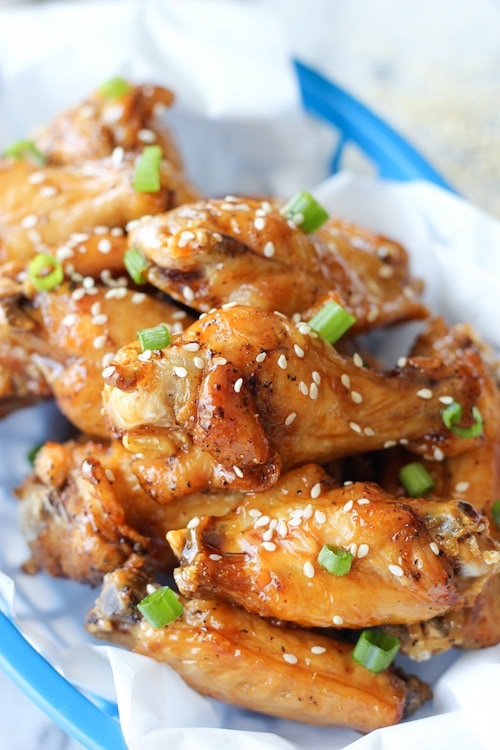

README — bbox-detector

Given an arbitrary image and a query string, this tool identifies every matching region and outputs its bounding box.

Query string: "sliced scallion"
[27,253,64,291]
[442,401,483,438]
[124,246,148,285]
[133,145,162,193]
[97,76,132,99]
[308,300,356,344]
[317,544,353,576]
[137,323,171,352]
[399,462,435,498]
[137,586,183,628]
[280,191,329,234]
[353,629,400,673]
[4,139,46,166]
[491,500,500,530]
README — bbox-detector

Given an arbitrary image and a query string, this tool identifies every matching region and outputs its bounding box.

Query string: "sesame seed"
[332,615,344,626]
[104,287,128,300]
[294,344,305,358]
[397,356,408,367]
[282,653,298,665]
[303,561,315,578]
[288,517,302,527]
[296,322,311,335]
[187,516,200,529]
[314,510,326,525]
[101,352,115,367]
[234,377,243,393]
[263,241,275,257]
[104,469,115,482]
[111,146,124,164]
[182,285,195,302]
[92,313,108,326]
[310,482,321,499]
[357,498,370,505]
[378,265,394,278]
[276,520,288,536]
[349,421,362,433]
[433,447,445,461]
[212,357,227,367]
[299,381,309,396]
[384,440,397,448]
[366,308,379,322]
[173,366,188,378]
[55,246,74,261]
[277,354,287,370]
[311,646,326,655]
[303,504,313,519]
[309,383,319,400]
[173,310,188,319]
[349,542,358,557]
[97,238,112,254]
[284,412,297,426]
[138,128,157,143]
[40,185,57,198]
[350,391,363,403]
[178,230,196,248]
[254,515,271,528]
[255,351,267,363]
[101,365,116,378]
[312,371,321,385]
[389,564,404,577]
[455,481,470,493]
[70,232,89,243]
[341,374,351,388]
[429,542,440,555]
[21,214,38,229]
[62,313,77,326]
[233,465,244,478]
[342,499,354,512]
[417,388,433,400]
[357,544,369,558]
[209,553,222,561]
[254,217,266,230]
[439,395,454,405]
[262,528,274,541]
[132,292,146,304]
[261,541,277,552]
[353,353,364,368]
[193,356,204,369]
[28,172,45,184]
[93,335,107,349]
[363,427,375,436]
[138,350,152,362]
[343,480,353,486]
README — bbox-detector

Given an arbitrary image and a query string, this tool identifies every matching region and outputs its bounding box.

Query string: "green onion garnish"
[352,630,400,673]
[124,246,148,285]
[4,139,46,166]
[399,462,435,498]
[317,544,353,576]
[280,191,329,234]
[137,586,183,628]
[97,76,132,100]
[491,501,500,530]
[27,253,64,291]
[27,443,43,466]
[308,300,356,344]
[133,145,162,193]
[442,401,483,439]
[137,323,171,352]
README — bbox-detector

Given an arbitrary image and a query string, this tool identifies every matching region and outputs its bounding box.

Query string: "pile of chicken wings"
[2,79,499,734]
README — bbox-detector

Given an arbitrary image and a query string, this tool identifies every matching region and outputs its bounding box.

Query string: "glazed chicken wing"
[167,464,500,629]
[127,196,428,329]
[86,555,431,732]
[0,271,194,435]
[17,439,241,585]
[103,305,483,500]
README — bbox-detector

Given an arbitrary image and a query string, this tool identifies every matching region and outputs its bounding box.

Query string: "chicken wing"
[126,197,428,328]
[0,271,194,435]
[86,555,431,732]
[167,464,500,629]
[17,439,241,585]
[103,305,483,500]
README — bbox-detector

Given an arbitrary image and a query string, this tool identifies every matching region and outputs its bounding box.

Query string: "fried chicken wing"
[86,556,431,732]
[17,439,241,584]
[167,464,500,629]
[103,305,483,499]
[127,197,428,328]
[0,273,194,434]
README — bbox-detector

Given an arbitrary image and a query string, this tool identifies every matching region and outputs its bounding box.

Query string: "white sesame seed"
[311,645,326,655]
[439,395,454,405]
[28,171,45,184]
[212,357,227,367]
[357,544,369,558]
[310,483,321,499]
[357,498,370,505]
[138,128,157,143]
[332,615,344,626]
[350,391,363,403]
[303,561,315,578]
[366,308,379,322]
[389,564,404,577]
[248,509,262,518]
[349,421,362,433]
[93,335,107,349]
[21,214,38,229]
[314,510,327,525]
[178,230,196,248]
[261,541,277,552]
[312,371,321,385]
[111,146,124,164]
[182,286,195,301]
[363,427,375,437]
[341,374,351,388]
[309,383,319,400]
[277,354,287,370]
[70,232,90,243]
[233,465,244,478]
[104,469,115,482]
[384,440,397,448]
[378,265,394,279]
[92,313,108,326]
[234,377,243,393]
[397,356,408,368]
[62,313,77,326]
[349,542,358,557]
[288,517,302,527]
[276,520,288,536]
[303,504,313,519]
[455,481,470,493]
[294,344,305,358]
[138,350,152,362]
[296,322,311,335]
[299,381,309,396]
[343,480,353,486]
[433,447,445,461]
[263,241,275,257]
[255,351,267,363]
[284,412,297,426]
[173,366,188,378]
[101,352,115,368]
[40,185,57,198]
[282,653,298,665]
[417,388,433,400]
[342,499,354,512]
[429,542,440,555]
[55,246,74,261]
[193,356,204,369]
[104,287,128,300]
[101,365,116,378]
[209,553,222,561]
[187,516,200,529]
[262,528,274,541]
[353,353,363,368]
[254,217,266,230]
[254,515,271,528]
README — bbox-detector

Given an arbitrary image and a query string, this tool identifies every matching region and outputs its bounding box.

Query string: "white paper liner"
[0,2,499,749]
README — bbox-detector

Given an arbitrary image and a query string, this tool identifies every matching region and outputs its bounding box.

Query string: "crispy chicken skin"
[167,464,500,629]
[17,439,241,584]
[86,556,431,732]
[0,274,194,434]
[102,305,483,500]
[127,197,428,328]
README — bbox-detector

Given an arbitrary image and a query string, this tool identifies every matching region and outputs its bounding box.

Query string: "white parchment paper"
[0,2,499,750]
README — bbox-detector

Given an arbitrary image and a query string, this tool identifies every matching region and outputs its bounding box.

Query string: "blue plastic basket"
[0,60,452,750]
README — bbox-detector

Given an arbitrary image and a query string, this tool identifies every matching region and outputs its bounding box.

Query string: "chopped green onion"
[137,586,183,628]
[97,76,132,99]
[308,300,356,344]
[27,253,64,291]
[317,544,353,576]
[124,246,148,285]
[137,323,171,352]
[399,462,435,498]
[491,501,500,530]
[280,191,329,234]
[133,145,162,193]
[353,630,400,673]
[442,401,483,438]
[27,443,43,466]
[4,139,46,166]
